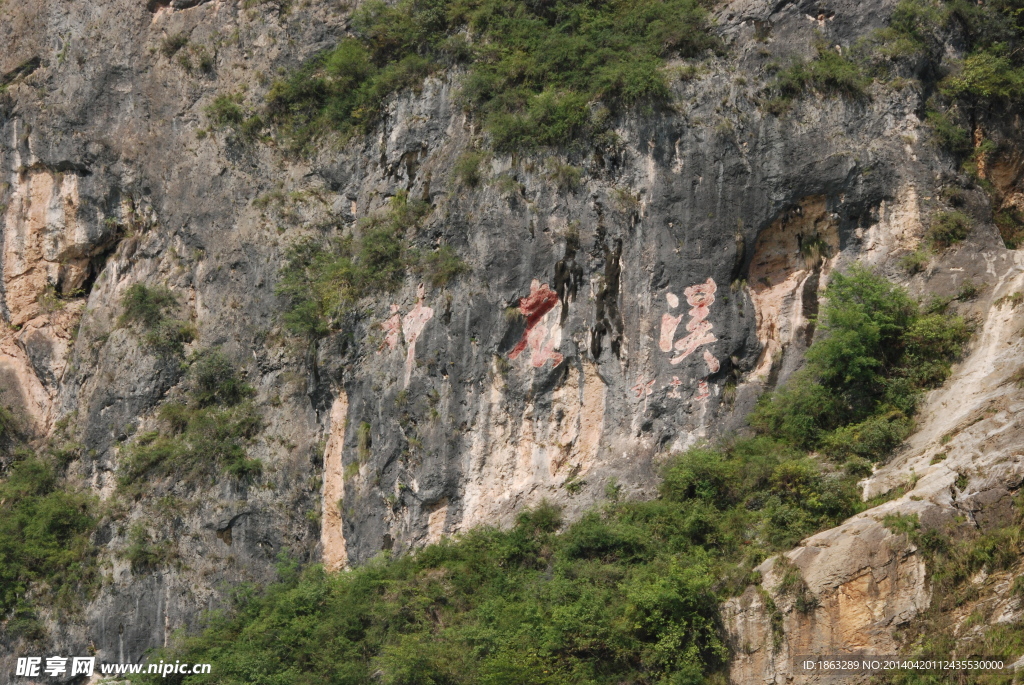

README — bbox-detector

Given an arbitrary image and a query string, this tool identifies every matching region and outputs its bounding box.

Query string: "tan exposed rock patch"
[858,184,924,265]
[748,195,839,379]
[460,359,607,530]
[3,170,95,321]
[725,518,929,684]
[0,169,103,433]
[321,391,349,571]
[426,497,449,545]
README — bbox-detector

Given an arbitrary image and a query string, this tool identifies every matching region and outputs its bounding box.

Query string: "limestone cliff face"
[1,0,1022,678]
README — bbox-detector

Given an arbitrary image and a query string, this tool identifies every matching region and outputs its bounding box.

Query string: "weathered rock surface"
[1,0,1023,679]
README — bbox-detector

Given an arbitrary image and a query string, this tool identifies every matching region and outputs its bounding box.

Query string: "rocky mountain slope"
[1,0,1023,680]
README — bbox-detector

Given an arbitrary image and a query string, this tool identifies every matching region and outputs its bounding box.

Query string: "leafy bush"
[453,150,484,187]
[927,210,972,248]
[547,160,583,193]
[123,524,172,574]
[188,349,252,407]
[264,0,719,151]
[120,284,178,328]
[941,47,1024,103]
[995,206,1024,248]
[205,94,246,127]
[0,457,97,617]
[900,247,930,274]
[925,109,972,157]
[751,266,971,460]
[412,245,471,288]
[160,33,189,58]
[0,402,15,442]
[882,512,919,535]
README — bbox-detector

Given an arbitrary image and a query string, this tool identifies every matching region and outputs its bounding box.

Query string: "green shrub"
[118,351,261,489]
[123,524,171,574]
[822,410,914,462]
[752,266,971,461]
[453,150,484,187]
[187,348,252,407]
[941,47,1024,103]
[120,284,178,328]
[160,33,189,58]
[547,160,583,193]
[413,245,470,288]
[264,0,719,151]
[882,512,920,535]
[276,193,442,338]
[0,457,97,616]
[193,45,214,74]
[206,94,245,126]
[927,210,972,248]
[0,403,15,441]
[956,279,980,301]
[357,421,372,462]
[145,319,197,358]
[925,109,972,157]
[995,207,1024,248]
[900,247,930,274]
[119,284,195,357]
[764,45,869,113]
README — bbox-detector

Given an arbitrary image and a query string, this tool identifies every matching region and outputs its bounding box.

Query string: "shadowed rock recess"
[2,0,1024,680]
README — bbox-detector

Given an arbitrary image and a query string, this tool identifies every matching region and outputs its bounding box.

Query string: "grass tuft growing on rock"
[762,44,870,114]
[276,193,469,338]
[117,349,262,494]
[927,210,972,249]
[119,283,196,358]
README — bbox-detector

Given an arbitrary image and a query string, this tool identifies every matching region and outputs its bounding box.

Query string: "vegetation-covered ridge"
[129,268,971,684]
[210,0,719,151]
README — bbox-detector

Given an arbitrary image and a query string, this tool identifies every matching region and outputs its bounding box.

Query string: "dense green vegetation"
[118,349,262,494]
[132,268,971,684]
[857,0,1024,103]
[249,0,718,150]
[767,0,1024,111]
[276,193,468,339]
[0,456,97,633]
[120,283,196,358]
[0,402,15,442]
[751,266,971,471]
